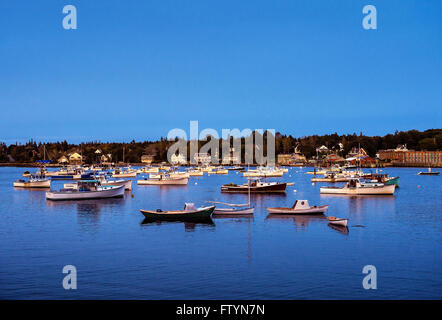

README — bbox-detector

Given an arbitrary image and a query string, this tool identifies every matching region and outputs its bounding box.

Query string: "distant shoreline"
[0,163,440,168]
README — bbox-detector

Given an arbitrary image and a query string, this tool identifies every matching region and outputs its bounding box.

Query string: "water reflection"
[45,197,126,215]
[265,214,327,230]
[320,194,396,216]
[140,218,215,232]
[328,223,349,235]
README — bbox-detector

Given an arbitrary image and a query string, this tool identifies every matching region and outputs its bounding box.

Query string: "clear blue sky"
[1,0,441,144]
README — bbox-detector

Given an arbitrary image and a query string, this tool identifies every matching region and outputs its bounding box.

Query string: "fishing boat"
[13,175,51,188]
[221,179,286,193]
[186,169,204,176]
[46,180,125,201]
[311,172,349,183]
[140,203,215,221]
[64,177,132,191]
[366,173,400,186]
[209,167,228,174]
[137,166,159,174]
[266,200,328,214]
[228,166,245,171]
[243,167,284,177]
[418,168,440,175]
[112,167,137,178]
[137,174,189,185]
[320,178,395,195]
[327,216,348,227]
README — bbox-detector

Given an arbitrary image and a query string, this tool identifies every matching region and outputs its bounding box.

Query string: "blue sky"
[0,0,441,144]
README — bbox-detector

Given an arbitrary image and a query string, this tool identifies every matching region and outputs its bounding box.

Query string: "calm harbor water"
[0,167,441,299]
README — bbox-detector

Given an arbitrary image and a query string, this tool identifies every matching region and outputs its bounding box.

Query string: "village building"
[68,152,83,165]
[171,153,187,165]
[378,145,442,166]
[141,155,155,164]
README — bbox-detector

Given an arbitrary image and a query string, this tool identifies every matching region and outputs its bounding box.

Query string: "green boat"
[140,203,215,221]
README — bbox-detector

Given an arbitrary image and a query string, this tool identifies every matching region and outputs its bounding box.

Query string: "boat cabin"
[77,180,101,192]
[292,200,311,210]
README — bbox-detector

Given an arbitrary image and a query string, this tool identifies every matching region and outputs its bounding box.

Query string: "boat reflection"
[141,218,215,232]
[265,214,327,230]
[328,223,349,235]
[45,197,126,215]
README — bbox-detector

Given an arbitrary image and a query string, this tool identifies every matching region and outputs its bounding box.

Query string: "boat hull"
[46,185,125,201]
[140,206,214,221]
[13,180,51,188]
[102,180,132,190]
[137,177,189,185]
[213,207,254,215]
[328,218,348,227]
[221,183,286,193]
[320,184,395,195]
[266,205,329,215]
[112,172,137,178]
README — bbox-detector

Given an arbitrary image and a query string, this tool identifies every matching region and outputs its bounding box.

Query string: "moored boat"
[221,179,286,193]
[266,200,328,214]
[327,216,348,227]
[14,176,51,188]
[418,168,440,175]
[140,203,214,221]
[137,174,189,185]
[320,178,395,195]
[46,180,125,200]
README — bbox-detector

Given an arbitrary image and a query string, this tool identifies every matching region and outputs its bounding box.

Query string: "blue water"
[0,167,441,299]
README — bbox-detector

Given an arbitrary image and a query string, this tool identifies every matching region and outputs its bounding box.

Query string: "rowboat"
[212,206,254,215]
[137,174,189,185]
[46,181,125,200]
[221,179,286,193]
[266,200,328,214]
[418,168,440,175]
[320,178,395,195]
[140,203,215,221]
[14,176,51,188]
[327,216,348,227]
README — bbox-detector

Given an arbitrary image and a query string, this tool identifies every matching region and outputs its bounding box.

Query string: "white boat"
[14,176,51,188]
[243,167,284,177]
[320,178,395,195]
[112,167,137,178]
[137,174,189,185]
[212,207,254,215]
[46,181,125,200]
[266,200,328,214]
[328,216,348,227]
[64,178,132,191]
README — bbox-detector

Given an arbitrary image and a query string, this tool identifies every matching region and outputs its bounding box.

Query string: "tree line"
[0,129,441,164]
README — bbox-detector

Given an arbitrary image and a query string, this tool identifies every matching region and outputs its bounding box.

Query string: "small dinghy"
[418,168,440,175]
[266,200,328,215]
[327,216,348,227]
[140,203,215,221]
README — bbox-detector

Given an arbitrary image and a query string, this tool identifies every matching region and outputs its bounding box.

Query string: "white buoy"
[293,189,297,193]
[195,182,197,185]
